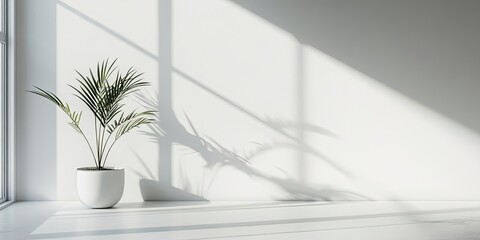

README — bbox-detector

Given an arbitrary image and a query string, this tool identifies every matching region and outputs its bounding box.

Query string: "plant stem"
[101,129,114,168]
[95,119,101,169]
[67,113,98,168]
[79,128,98,169]
[100,124,107,166]
[102,138,118,168]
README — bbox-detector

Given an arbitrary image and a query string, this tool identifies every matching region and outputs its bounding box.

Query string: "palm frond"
[70,59,122,126]
[29,87,83,133]
[115,116,155,140]
[70,71,102,123]
[107,110,155,134]
[71,59,149,127]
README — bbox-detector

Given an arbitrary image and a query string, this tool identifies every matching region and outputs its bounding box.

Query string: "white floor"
[1,201,480,240]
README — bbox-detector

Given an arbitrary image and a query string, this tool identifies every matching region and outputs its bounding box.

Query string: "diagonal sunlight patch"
[302,44,480,200]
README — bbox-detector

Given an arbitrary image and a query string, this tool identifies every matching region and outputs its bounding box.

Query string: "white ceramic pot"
[76,167,125,208]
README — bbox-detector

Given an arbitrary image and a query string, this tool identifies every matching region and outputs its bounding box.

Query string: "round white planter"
[76,167,125,208]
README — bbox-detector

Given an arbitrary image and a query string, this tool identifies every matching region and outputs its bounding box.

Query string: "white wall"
[16,0,480,201]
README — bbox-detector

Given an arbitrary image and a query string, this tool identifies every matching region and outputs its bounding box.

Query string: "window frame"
[0,0,15,209]
[0,0,6,205]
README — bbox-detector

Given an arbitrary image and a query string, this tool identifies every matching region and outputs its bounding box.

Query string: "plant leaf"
[29,87,83,133]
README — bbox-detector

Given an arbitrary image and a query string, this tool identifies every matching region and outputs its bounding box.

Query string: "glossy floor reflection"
[2,201,480,239]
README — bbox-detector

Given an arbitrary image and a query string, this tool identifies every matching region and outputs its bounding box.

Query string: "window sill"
[0,199,13,210]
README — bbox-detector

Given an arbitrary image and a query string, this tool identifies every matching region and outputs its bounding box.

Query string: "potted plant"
[30,59,155,208]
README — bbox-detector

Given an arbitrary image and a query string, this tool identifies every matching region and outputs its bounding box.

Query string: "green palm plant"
[30,59,155,170]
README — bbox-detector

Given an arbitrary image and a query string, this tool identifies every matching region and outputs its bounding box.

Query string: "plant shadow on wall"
[134,89,370,201]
